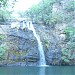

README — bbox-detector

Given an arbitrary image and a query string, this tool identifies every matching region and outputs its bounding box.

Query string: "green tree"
[0,0,8,6]
[0,0,18,24]
[24,0,63,25]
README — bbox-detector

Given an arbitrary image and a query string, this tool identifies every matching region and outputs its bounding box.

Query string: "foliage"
[64,0,75,12]
[0,44,8,60]
[0,34,7,60]
[64,13,73,23]
[62,26,75,63]
[64,26,75,41]
[0,0,17,23]
[0,0,17,7]
[24,0,66,25]
[50,12,63,25]
[23,0,74,26]
[43,37,50,49]
[0,0,8,6]
[0,9,11,22]
[24,0,55,24]
[0,35,5,40]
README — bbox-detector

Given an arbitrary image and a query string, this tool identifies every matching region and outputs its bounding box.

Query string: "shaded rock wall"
[0,25,40,66]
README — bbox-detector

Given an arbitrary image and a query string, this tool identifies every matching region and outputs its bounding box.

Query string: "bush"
[64,26,75,41]
[0,35,5,40]
[0,35,7,60]
[49,12,63,25]
[64,13,73,23]
[0,44,8,60]
[64,1,75,12]
[62,26,75,63]
[0,9,11,23]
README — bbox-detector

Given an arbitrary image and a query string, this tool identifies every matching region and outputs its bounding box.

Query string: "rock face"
[32,24,62,65]
[45,33,62,65]
[0,24,62,66]
[0,25,40,66]
[0,21,74,66]
[8,28,39,66]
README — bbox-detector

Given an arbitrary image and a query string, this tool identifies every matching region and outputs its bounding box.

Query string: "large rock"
[5,27,39,66]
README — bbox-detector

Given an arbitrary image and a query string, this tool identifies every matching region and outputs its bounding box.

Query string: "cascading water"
[27,21,46,66]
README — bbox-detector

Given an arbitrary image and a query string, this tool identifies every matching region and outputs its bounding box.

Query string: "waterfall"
[27,21,46,66]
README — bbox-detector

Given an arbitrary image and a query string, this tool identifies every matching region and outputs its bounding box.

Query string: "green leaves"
[64,0,75,12]
[0,0,8,6]
[0,35,5,40]
[62,26,75,63]
[61,56,70,62]
[0,9,11,23]
[0,34,7,60]
[64,26,75,40]
[24,0,55,24]
[0,0,17,23]
[0,44,8,59]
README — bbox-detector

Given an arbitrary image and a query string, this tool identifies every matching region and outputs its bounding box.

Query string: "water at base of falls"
[27,21,46,66]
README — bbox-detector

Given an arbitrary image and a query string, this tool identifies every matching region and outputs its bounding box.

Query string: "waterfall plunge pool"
[0,66,75,75]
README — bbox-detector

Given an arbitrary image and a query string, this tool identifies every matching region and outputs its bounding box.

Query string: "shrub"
[62,26,75,63]
[64,1,75,12]
[64,13,73,23]
[49,12,63,25]
[64,26,75,41]
[0,35,5,40]
[0,44,8,60]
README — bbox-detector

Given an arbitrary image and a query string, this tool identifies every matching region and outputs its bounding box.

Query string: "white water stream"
[27,21,46,66]
[10,20,46,66]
